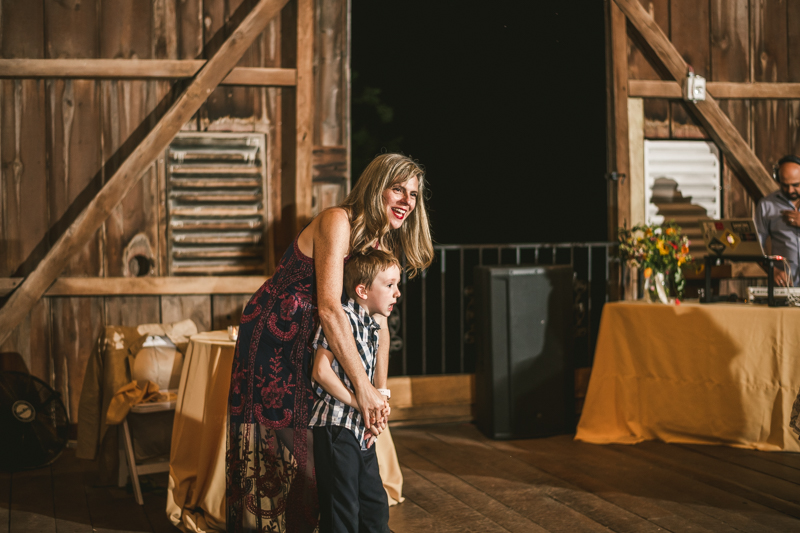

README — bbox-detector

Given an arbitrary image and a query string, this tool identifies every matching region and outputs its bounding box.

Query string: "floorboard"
[502,433,777,533]
[0,471,10,533]
[50,450,94,533]
[395,441,547,533]
[8,467,56,533]
[619,441,800,520]
[4,422,800,532]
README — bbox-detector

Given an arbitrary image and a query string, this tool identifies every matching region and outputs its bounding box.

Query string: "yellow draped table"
[575,301,800,452]
[167,331,404,532]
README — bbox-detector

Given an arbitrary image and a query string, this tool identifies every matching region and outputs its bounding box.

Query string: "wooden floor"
[390,424,800,533]
[2,423,800,532]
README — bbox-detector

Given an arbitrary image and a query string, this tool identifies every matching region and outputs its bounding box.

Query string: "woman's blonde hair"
[340,153,433,278]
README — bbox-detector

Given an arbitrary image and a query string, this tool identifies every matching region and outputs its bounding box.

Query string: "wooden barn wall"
[629,0,800,218]
[0,0,350,422]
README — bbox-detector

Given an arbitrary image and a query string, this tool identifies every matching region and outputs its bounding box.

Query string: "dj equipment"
[473,265,575,440]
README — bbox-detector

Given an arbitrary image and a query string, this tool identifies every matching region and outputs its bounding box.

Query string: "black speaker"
[474,265,575,439]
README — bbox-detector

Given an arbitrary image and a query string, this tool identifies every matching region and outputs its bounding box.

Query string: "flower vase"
[643,271,670,304]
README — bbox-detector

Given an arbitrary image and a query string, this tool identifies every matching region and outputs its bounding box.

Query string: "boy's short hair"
[344,249,401,300]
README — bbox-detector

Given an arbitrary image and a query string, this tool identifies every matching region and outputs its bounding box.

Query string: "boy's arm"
[312,346,358,409]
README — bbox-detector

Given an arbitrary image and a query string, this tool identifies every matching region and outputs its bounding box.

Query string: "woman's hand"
[357,384,387,433]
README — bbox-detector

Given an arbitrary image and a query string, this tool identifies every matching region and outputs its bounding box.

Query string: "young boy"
[308,249,399,533]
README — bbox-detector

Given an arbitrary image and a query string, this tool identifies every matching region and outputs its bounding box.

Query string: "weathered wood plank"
[105,296,161,328]
[751,0,792,174]
[396,461,514,533]
[160,295,212,331]
[44,0,106,428]
[0,299,50,382]
[681,444,800,486]
[669,0,710,139]
[0,59,297,86]
[711,0,753,225]
[626,0,670,138]
[0,0,292,346]
[1,0,49,282]
[50,450,94,533]
[315,0,346,147]
[606,0,630,235]
[84,483,152,533]
[0,469,9,533]
[396,426,623,533]
[395,441,548,533]
[0,276,266,296]
[629,80,800,99]
[50,298,104,422]
[9,467,56,533]
[211,294,249,330]
[387,487,438,533]
[615,0,776,200]
[499,434,789,533]
[295,0,315,232]
[622,441,800,520]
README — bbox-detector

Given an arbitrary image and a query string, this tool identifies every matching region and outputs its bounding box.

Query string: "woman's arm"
[313,208,387,431]
[312,347,357,409]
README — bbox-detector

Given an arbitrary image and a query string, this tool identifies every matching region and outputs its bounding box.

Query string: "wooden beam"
[0,0,291,346]
[615,0,776,200]
[628,80,683,98]
[629,79,800,99]
[607,0,630,236]
[0,59,296,86]
[294,0,315,233]
[0,277,267,297]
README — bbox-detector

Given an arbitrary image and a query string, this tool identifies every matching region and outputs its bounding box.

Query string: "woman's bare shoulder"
[315,207,351,237]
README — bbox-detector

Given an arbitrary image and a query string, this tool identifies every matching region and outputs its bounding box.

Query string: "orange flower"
[666,227,675,235]
[644,267,652,279]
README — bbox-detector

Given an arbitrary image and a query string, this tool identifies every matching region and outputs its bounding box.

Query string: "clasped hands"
[357,385,391,448]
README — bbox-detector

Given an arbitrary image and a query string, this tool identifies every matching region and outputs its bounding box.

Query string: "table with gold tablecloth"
[167,331,404,532]
[575,301,800,452]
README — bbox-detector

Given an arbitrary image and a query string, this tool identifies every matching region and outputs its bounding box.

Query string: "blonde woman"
[227,153,433,532]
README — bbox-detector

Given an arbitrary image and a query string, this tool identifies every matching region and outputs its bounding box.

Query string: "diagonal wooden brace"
[614,0,777,200]
[0,0,291,345]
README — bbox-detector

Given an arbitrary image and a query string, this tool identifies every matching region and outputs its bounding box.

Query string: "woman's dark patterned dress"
[227,238,320,533]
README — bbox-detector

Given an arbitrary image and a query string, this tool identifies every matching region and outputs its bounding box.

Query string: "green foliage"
[618,222,692,298]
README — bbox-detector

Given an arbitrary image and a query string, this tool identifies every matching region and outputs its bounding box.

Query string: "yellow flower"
[644,267,652,279]
[645,228,653,237]
[656,239,669,255]
[678,256,686,267]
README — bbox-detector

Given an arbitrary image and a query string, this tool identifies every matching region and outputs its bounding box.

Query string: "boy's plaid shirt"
[308,298,379,450]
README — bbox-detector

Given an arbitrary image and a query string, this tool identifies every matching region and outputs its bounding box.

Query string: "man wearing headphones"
[755,155,800,287]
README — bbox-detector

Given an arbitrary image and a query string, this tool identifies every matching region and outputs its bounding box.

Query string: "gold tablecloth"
[576,301,800,452]
[167,331,405,532]
[167,331,234,532]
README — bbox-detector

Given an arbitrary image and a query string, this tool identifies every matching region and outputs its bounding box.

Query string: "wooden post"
[0,0,291,346]
[295,0,315,233]
[608,0,630,235]
[614,0,776,200]
[605,0,630,300]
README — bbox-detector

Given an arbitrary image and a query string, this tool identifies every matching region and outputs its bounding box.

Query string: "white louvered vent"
[644,141,720,255]
[166,132,270,275]
[644,140,720,223]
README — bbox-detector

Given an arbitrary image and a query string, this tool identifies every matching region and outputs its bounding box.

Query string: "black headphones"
[773,155,800,182]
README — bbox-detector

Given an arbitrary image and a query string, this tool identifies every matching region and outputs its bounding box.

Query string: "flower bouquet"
[618,222,692,303]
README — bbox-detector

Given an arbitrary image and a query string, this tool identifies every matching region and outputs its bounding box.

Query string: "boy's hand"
[365,433,377,449]
[356,383,386,433]
[381,398,391,419]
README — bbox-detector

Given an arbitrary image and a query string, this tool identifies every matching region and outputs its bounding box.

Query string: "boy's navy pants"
[313,425,390,533]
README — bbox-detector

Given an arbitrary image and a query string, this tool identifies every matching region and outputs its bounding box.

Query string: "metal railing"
[387,242,618,376]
